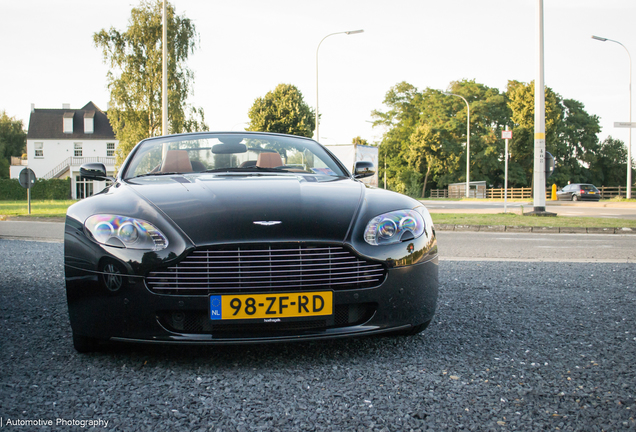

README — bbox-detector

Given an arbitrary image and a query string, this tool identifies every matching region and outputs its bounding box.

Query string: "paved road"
[437,231,636,263]
[0,220,65,242]
[1,239,634,431]
[424,200,636,220]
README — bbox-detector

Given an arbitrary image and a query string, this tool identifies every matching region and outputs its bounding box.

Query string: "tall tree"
[588,136,635,187]
[552,98,601,185]
[506,80,562,187]
[94,0,206,166]
[0,111,27,178]
[372,82,424,194]
[246,84,315,138]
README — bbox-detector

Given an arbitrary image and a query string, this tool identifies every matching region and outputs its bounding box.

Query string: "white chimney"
[31,103,35,113]
[63,103,71,109]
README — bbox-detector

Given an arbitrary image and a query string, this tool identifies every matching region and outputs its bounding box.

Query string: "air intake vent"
[146,244,386,295]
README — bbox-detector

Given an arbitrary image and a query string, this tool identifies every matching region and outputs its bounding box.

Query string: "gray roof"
[27,102,116,140]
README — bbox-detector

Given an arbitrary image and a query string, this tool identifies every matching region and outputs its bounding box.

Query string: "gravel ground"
[1,239,635,431]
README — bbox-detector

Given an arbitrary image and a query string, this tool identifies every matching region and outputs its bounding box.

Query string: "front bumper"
[65,256,438,344]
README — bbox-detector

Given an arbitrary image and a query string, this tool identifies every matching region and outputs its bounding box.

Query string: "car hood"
[126,174,364,245]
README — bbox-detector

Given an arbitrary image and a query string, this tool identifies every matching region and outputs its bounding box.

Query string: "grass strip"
[431,212,636,228]
[0,200,76,218]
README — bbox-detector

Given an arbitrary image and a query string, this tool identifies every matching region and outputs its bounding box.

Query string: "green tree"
[588,136,635,187]
[94,0,206,167]
[372,82,424,194]
[246,84,315,138]
[552,98,600,185]
[374,80,509,195]
[0,111,27,178]
[506,80,562,187]
[374,79,605,196]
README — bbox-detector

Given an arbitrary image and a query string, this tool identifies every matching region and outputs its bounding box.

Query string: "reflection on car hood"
[127,174,364,245]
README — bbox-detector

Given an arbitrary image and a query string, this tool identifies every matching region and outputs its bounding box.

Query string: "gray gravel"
[1,239,635,431]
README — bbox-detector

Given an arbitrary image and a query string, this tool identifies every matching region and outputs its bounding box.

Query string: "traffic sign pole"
[19,168,36,215]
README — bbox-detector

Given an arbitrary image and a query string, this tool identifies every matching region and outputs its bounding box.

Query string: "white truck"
[324,144,379,187]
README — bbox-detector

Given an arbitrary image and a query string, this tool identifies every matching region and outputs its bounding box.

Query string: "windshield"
[122,133,348,179]
[579,184,598,191]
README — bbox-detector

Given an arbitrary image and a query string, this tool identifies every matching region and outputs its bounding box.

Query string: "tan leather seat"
[256,152,283,168]
[161,150,193,173]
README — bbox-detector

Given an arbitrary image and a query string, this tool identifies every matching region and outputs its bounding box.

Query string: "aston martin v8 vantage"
[64,132,438,352]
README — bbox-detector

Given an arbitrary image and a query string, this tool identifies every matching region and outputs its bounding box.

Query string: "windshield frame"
[120,132,351,180]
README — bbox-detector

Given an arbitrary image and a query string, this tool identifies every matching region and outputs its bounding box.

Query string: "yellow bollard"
[551,183,557,200]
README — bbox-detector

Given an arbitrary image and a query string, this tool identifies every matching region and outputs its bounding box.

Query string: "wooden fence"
[428,185,633,199]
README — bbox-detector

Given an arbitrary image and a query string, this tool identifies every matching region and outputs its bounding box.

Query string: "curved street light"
[315,29,364,142]
[592,35,632,199]
[444,92,471,198]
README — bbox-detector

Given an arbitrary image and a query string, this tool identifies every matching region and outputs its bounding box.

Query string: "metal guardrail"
[430,186,636,199]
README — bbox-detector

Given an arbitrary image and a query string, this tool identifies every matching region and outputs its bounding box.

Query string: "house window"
[74,142,83,157]
[35,142,44,157]
[63,112,74,133]
[107,142,115,157]
[84,111,94,134]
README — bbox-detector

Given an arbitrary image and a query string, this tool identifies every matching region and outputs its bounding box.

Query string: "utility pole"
[528,0,555,216]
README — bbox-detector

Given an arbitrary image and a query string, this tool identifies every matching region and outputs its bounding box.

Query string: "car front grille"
[146,244,386,295]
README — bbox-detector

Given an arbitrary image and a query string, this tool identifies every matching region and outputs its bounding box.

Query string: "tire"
[572,195,578,201]
[72,333,101,353]
[387,319,432,336]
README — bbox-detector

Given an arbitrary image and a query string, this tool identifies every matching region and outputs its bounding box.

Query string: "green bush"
[0,178,71,200]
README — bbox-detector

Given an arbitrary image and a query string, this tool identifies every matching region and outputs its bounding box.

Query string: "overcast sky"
[1,0,635,152]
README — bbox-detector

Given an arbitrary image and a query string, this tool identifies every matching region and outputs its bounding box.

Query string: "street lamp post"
[592,35,632,199]
[315,29,364,142]
[162,0,168,136]
[444,92,471,198]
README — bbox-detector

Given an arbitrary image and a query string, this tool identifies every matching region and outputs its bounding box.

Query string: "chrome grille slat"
[147,271,385,284]
[164,260,381,272]
[151,279,383,291]
[146,244,386,295]
[147,268,385,280]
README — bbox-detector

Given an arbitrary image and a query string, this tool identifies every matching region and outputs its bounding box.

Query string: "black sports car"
[64,132,438,352]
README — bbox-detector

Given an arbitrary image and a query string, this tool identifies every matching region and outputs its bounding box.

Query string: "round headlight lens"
[93,221,114,244]
[377,218,397,239]
[118,222,139,244]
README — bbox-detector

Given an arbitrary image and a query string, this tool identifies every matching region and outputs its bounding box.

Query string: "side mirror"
[80,163,112,181]
[354,161,375,179]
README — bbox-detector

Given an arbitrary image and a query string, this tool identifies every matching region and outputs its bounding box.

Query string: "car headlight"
[364,208,427,246]
[85,215,169,250]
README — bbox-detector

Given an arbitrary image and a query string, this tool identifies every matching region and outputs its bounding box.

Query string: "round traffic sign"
[19,168,36,189]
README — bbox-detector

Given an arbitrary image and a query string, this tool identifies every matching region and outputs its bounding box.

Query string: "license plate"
[589,191,595,194]
[209,291,333,321]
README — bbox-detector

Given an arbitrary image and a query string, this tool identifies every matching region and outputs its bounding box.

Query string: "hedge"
[0,178,72,200]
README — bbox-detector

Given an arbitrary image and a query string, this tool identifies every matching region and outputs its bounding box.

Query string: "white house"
[10,102,118,199]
